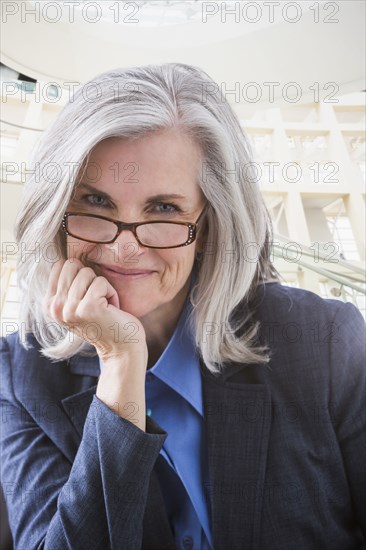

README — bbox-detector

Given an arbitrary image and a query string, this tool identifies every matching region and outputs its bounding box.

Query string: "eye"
[152,202,182,215]
[81,194,110,207]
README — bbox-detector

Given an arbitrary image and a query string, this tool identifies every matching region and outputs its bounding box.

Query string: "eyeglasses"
[61,207,206,249]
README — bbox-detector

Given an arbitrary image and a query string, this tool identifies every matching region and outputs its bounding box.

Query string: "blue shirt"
[145,291,213,550]
[99,275,213,550]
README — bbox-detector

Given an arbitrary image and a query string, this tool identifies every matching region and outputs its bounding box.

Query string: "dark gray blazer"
[1,282,365,550]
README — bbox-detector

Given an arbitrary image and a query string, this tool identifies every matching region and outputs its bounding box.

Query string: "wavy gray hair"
[15,62,279,374]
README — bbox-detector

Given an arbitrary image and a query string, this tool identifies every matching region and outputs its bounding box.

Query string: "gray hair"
[15,62,279,374]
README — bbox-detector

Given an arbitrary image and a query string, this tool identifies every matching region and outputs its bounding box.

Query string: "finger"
[46,259,84,321]
[45,259,66,300]
[66,267,98,305]
[43,259,68,319]
[78,276,120,315]
[77,251,120,309]
[55,259,84,299]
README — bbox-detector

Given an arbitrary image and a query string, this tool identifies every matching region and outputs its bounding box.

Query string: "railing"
[272,234,366,314]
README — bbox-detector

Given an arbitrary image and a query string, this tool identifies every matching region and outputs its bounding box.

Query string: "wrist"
[98,349,147,377]
[98,343,147,365]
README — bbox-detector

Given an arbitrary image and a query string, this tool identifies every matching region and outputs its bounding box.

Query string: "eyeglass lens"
[66,215,191,247]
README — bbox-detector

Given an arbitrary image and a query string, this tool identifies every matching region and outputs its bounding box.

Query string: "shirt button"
[182,536,194,550]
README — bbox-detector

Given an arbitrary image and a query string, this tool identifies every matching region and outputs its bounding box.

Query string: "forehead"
[90,129,199,157]
[82,130,202,190]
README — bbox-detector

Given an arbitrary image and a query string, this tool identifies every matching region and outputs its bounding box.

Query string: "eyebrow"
[75,183,187,204]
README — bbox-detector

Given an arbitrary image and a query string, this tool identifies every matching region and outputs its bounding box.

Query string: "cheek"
[66,237,102,263]
[159,246,197,276]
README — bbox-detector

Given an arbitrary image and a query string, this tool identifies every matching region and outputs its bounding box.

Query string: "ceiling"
[1,0,365,107]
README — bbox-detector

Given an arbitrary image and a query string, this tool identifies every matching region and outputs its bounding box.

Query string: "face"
[66,129,206,327]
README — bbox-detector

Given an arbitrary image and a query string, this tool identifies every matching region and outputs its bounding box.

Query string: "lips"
[97,264,155,276]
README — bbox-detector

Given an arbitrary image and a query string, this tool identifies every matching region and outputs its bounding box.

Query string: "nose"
[104,228,146,263]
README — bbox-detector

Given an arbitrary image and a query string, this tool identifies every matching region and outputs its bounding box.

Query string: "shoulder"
[1,330,56,375]
[254,282,361,324]
[252,281,365,350]
[1,329,42,353]
[252,283,365,397]
[1,331,42,383]
[249,283,365,347]
[223,283,364,396]
[0,331,91,404]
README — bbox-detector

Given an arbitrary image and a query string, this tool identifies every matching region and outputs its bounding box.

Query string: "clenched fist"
[43,258,148,364]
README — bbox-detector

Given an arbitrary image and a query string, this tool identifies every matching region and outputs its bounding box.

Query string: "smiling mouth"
[97,265,155,278]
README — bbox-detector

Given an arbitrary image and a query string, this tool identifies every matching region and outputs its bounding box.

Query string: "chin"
[116,295,155,319]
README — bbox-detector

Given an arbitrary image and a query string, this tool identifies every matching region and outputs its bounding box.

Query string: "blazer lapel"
[202,363,272,550]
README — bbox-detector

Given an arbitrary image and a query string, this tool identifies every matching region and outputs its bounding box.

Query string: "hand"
[43,258,147,363]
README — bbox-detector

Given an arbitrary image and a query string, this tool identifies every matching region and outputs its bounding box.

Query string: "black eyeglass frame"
[61,206,207,249]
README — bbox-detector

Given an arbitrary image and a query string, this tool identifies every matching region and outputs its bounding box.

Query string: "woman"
[1,63,365,550]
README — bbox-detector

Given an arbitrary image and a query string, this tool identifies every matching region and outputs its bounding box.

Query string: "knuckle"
[62,304,75,323]
[80,267,96,277]
[49,297,64,318]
